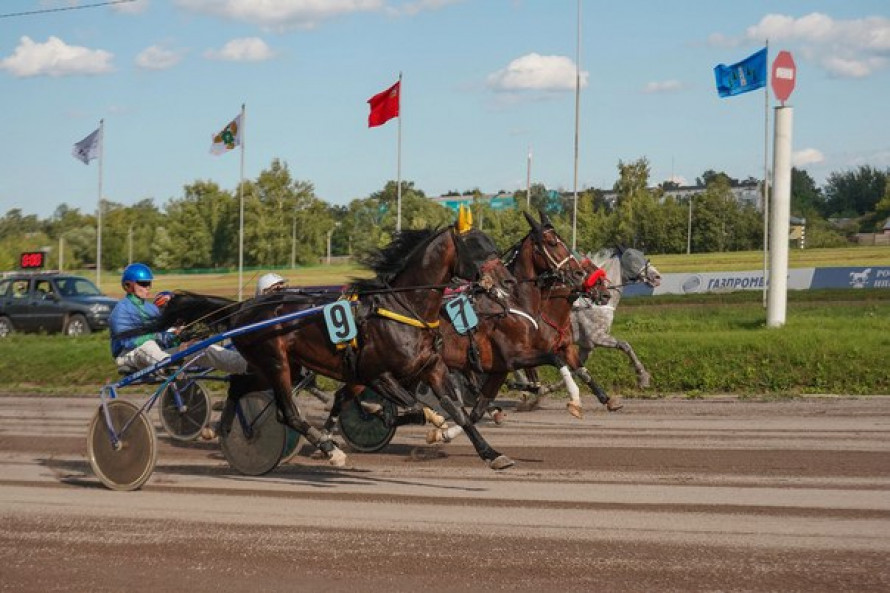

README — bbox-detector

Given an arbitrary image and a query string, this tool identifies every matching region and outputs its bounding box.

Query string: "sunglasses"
[135,281,152,288]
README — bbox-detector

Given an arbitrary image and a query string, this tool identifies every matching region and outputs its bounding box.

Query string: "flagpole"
[396,72,403,233]
[96,118,104,288]
[238,103,246,300]
[762,40,770,307]
[571,0,581,251]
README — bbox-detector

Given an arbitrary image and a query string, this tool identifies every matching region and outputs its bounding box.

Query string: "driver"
[109,263,247,375]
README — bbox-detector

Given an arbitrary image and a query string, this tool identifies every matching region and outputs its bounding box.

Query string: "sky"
[1,0,889,219]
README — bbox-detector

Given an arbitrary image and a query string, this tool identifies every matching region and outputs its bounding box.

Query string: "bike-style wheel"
[158,379,211,441]
[220,391,287,476]
[87,399,158,491]
[336,387,397,453]
[279,427,301,464]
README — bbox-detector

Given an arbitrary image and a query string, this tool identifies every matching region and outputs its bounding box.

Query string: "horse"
[510,246,660,413]
[423,211,613,444]
[150,224,521,470]
[570,245,662,388]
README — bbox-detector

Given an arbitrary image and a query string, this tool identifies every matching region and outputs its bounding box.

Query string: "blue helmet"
[121,263,154,286]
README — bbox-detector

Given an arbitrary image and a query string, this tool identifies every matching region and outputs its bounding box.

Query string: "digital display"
[20,251,46,269]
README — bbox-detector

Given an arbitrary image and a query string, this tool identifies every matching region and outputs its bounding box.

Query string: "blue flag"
[714,47,768,98]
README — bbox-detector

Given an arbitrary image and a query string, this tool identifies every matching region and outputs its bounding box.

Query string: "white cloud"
[792,148,825,167]
[390,0,465,17]
[487,53,587,92]
[204,38,276,62]
[711,12,890,79]
[0,36,113,78]
[643,80,683,94]
[176,0,383,31]
[113,0,149,14]
[135,45,184,70]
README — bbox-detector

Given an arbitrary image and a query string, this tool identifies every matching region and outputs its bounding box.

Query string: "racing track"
[0,394,888,592]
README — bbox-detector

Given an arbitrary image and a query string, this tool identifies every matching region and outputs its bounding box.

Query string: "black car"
[0,272,117,337]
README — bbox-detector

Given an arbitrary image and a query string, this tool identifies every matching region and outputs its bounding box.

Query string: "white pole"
[59,236,64,271]
[96,118,104,288]
[526,145,532,209]
[767,105,793,328]
[571,0,581,250]
[238,103,246,300]
[396,72,403,233]
[686,197,693,255]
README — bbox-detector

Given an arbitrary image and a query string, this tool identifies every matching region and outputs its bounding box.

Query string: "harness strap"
[374,307,440,329]
[508,308,539,330]
[540,310,571,350]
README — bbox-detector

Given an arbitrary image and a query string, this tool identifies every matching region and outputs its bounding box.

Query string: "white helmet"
[256,272,286,296]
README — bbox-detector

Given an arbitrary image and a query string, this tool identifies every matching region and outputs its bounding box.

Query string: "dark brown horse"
[181,225,520,469]
[424,211,615,443]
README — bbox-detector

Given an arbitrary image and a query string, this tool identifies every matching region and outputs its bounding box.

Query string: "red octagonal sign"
[771,50,796,103]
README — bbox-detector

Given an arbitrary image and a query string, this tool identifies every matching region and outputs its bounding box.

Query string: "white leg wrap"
[560,365,580,404]
[443,425,464,442]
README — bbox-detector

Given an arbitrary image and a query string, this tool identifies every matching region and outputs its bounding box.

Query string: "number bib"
[444,295,478,335]
[323,301,357,344]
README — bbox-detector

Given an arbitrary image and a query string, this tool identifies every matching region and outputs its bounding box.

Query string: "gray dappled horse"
[571,246,661,388]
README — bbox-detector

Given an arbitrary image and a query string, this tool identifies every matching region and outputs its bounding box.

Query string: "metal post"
[686,197,693,255]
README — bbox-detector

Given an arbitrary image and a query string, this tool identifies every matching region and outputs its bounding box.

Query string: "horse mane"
[352,227,441,291]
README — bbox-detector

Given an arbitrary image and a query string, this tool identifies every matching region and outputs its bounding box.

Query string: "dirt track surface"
[1,394,889,593]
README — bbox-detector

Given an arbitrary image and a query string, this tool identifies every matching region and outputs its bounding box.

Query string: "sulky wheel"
[87,399,158,491]
[158,378,211,441]
[336,387,397,453]
[279,427,301,464]
[220,391,287,476]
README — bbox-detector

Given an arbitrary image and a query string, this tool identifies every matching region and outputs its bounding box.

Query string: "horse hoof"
[489,455,515,470]
[566,401,583,419]
[491,409,506,425]
[638,372,651,389]
[200,425,217,440]
[516,396,540,412]
[606,397,624,412]
[426,429,443,444]
[422,407,447,428]
[328,448,347,467]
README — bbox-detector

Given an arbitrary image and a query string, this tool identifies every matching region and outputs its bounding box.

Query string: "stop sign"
[771,50,796,102]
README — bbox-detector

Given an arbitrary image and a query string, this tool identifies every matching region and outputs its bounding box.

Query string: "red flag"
[367,81,400,127]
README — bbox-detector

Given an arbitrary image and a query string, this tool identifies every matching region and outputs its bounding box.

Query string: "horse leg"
[593,332,650,391]
[424,369,514,470]
[515,368,545,412]
[268,369,347,467]
[426,372,507,445]
[615,338,651,389]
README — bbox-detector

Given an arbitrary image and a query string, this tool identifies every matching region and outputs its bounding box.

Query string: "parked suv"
[0,272,117,337]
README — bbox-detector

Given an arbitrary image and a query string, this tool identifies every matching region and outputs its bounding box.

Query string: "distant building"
[430,181,765,213]
[429,192,518,213]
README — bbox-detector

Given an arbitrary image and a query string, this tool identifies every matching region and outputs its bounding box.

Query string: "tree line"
[1,157,888,273]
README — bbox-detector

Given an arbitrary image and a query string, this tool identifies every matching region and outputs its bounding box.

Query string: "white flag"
[210,113,242,155]
[72,127,101,165]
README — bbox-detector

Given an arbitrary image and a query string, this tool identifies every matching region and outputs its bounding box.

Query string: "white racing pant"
[116,341,248,375]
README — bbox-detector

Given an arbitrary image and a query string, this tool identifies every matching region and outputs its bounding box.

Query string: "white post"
[396,72,403,233]
[762,40,770,308]
[767,106,793,328]
[59,236,64,271]
[238,103,246,300]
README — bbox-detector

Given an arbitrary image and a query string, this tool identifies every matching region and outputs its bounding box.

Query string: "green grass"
[2,289,888,397]
[78,245,890,296]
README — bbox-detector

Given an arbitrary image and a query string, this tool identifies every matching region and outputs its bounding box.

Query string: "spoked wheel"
[220,391,287,476]
[87,400,158,491]
[158,379,211,441]
[279,427,301,464]
[336,387,397,453]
